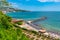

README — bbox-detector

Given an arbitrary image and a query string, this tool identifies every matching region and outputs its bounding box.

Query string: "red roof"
[11,19,23,23]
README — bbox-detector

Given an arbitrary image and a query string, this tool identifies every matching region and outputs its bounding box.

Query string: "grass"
[0,11,30,40]
[16,22,23,25]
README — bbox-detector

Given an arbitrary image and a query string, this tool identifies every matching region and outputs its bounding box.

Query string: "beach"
[12,19,60,39]
[6,11,60,38]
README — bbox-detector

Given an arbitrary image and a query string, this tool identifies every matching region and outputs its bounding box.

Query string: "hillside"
[0,11,30,40]
[0,7,30,12]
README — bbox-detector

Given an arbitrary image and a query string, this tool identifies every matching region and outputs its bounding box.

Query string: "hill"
[0,11,30,40]
[0,7,30,12]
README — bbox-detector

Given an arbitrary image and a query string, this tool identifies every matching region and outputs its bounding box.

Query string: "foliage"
[16,22,23,25]
[0,11,30,40]
[31,30,38,34]
[0,0,9,6]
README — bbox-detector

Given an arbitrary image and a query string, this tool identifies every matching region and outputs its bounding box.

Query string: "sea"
[6,11,60,34]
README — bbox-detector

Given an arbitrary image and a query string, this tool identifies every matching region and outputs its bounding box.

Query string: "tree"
[0,0,9,6]
[0,0,10,11]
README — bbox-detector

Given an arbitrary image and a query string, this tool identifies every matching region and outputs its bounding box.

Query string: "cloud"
[37,0,60,2]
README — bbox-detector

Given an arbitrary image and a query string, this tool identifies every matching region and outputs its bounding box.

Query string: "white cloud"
[37,0,60,2]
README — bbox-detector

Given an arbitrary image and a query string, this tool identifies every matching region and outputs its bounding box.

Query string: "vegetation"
[0,0,28,12]
[0,11,30,40]
[21,27,60,40]
[15,22,23,25]
[0,0,9,6]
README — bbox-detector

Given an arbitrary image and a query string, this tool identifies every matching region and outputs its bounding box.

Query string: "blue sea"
[6,12,60,34]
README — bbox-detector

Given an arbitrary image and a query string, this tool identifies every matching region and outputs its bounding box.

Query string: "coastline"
[13,19,60,39]
[6,12,60,32]
[31,21,60,38]
[47,30,60,38]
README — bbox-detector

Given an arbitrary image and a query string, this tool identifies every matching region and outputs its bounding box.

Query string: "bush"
[0,11,30,40]
[31,30,38,34]
[16,22,23,25]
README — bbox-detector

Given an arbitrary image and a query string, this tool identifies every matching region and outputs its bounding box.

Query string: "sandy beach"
[15,20,60,39]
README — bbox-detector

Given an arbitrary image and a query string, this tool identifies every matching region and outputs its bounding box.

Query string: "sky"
[7,0,60,11]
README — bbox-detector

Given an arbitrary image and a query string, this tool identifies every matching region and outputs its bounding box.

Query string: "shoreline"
[47,30,60,38]
[12,18,60,39]
[27,21,60,38]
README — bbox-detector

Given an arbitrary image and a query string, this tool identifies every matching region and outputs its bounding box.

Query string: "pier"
[14,17,60,39]
[24,17,47,31]
[31,16,47,23]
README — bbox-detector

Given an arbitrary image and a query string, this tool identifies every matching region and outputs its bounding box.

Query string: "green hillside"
[0,11,30,40]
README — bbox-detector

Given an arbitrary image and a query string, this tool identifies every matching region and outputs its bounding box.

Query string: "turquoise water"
[6,12,60,34]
